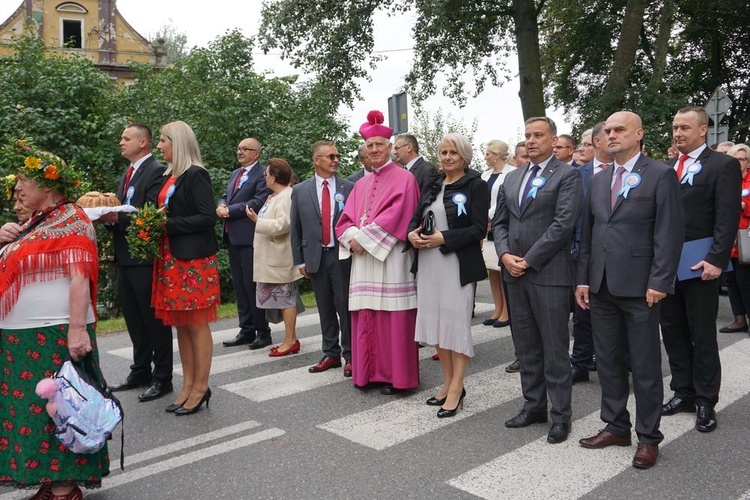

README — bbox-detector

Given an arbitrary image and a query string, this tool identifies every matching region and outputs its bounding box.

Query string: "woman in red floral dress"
[0,142,107,500]
[153,121,220,416]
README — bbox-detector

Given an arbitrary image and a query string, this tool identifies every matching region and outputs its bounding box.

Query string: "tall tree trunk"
[513,0,546,119]
[647,0,675,93]
[603,0,646,110]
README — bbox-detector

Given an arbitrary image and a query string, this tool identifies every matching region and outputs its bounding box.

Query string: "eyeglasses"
[394,144,408,151]
[237,147,258,152]
[316,153,341,161]
[553,145,572,150]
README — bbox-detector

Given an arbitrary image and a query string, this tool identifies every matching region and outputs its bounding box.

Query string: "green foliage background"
[0,28,350,317]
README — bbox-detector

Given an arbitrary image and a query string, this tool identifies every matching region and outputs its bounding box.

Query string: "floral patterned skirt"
[152,237,220,327]
[0,324,109,489]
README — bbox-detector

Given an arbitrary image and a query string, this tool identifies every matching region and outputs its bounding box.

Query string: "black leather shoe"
[248,337,272,350]
[138,381,174,402]
[572,369,590,384]
[505,410,548,428]
[505,359,520,373]
[380,385,402,395]
[547,422,570,443]
[110,376,152,392]
[661,396,696,416]
[223,332,255,347]
[719,324,749,333]
[695,404,717,432]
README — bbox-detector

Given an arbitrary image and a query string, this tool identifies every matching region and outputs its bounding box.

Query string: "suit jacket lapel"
[521,160,559,214]
[227,168,242,202]
[307,177,321,218]
[611,156,649,215]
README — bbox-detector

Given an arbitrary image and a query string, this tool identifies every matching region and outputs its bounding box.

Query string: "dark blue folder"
[677,237,732,281]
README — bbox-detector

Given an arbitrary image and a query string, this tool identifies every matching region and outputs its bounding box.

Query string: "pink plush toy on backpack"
[35,378,58,417]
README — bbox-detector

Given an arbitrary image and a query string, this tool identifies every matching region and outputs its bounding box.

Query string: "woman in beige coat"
[246,158,303,357]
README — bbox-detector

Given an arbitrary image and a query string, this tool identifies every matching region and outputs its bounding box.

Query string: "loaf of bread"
[76,191,121,208]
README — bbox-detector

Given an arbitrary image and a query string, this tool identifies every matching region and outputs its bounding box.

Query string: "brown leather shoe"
[632,443,658,469]
[579,430,632,449]
[309,356,342,373]
[343,362,352,378]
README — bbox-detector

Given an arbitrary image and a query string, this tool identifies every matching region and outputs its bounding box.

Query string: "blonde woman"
[481,140,515,328]
[154,121,220,416]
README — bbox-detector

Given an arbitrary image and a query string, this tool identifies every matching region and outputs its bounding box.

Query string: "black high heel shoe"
[174,388,212,416]
[165,400,187,413]
[427,387,465,406]
[437,389,466,418]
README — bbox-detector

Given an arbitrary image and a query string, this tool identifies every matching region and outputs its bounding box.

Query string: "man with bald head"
[218,138,272,349]
[575,111,684,469]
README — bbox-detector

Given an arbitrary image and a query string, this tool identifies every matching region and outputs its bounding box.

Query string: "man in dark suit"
[575,111,684,469]
[492,117,583,444]
[217,138,272,349]
[570,121,613,384]
[393,134,437,195]
[553,134,577,166]
[660,106,742,432]
[291,141,355,375]
[102,124,174,401]
[347,144,371,183]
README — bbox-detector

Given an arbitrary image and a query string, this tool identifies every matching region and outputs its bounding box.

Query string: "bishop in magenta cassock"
[335,110,421,394]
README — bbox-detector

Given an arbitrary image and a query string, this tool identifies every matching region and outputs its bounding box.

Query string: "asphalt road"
[1,281,749,499]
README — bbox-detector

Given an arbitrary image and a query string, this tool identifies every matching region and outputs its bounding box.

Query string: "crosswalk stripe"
[447,339,750,500]
[0,425,284,500]
[317,343,521,450]
[106,312,325,359]
[221,321,509,402]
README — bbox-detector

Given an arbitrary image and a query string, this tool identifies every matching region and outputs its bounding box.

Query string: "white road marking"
[447,339,750,500]
[222,317,506,402]
[0,425,283,499]
[317,351,522,450]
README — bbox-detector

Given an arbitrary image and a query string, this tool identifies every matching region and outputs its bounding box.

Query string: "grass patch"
[96,291,318,335]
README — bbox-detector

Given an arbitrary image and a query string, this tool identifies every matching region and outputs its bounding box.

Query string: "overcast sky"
[0,0,574,154]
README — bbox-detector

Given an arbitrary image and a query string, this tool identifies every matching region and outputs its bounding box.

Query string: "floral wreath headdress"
[1,137,83,200]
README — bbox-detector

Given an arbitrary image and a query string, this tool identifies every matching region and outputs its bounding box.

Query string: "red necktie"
[321,179,331,246]
[600,163,610,171]
[676,154,690,181]
[122,165,134,197]
[611,166,626,209]
[232,168,245,193]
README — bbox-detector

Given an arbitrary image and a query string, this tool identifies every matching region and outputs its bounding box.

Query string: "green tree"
[150,21,190,63]
[409,108,479,169]
[259,0,546,117]
[0,29,122,214]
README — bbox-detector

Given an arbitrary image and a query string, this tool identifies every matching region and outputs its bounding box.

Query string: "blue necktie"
[520,164,540,211]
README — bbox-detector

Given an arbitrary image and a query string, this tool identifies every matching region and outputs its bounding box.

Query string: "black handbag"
[421,210,436,235]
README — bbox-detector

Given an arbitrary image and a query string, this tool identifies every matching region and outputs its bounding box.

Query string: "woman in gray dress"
[406,133,488,418]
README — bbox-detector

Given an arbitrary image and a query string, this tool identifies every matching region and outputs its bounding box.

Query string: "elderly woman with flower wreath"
[0,140,108,500]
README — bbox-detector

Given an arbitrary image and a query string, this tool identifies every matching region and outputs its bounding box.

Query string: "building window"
[61,19,82,48]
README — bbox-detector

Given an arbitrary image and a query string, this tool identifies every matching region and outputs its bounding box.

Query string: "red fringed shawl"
[0,202,98,321]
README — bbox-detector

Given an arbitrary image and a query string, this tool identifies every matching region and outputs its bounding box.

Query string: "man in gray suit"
[575,111,684,469]
[393,134,437,195]
[291,141,355,376]
[493,116,583,444]
[347,144,372,183]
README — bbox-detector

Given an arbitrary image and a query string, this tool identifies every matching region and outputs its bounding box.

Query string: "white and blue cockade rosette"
[681,161,702,185]
[164,184,176,208]
[237,172,249,191]
[334,192,345,211]
[742,187,750,198]
[618,172,642,199]
[125,186,135,205]
[452,192,468,216]
[526,176,547,202]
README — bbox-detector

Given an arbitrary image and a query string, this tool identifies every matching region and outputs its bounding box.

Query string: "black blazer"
[667,147,741,270]
[409,156,439,196]
[112,155,168,266]
[165,165,219,260]
[406,168,488,286]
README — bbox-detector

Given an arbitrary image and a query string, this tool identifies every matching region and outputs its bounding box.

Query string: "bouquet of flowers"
[125,202,166,260]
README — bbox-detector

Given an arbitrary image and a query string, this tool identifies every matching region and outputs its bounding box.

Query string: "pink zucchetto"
[359,110,394,140]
